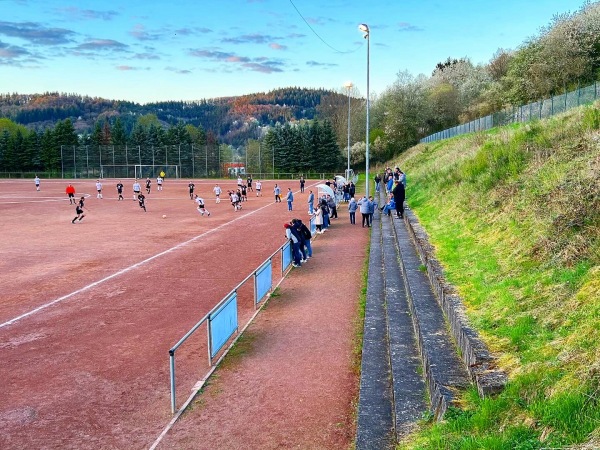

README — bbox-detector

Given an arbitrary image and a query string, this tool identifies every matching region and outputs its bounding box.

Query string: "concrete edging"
[403,208,507,397]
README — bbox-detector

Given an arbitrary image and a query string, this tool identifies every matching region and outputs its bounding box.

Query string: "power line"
[288,0,362,54]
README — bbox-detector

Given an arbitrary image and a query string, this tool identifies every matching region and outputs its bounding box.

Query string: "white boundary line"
[0,200,277,330]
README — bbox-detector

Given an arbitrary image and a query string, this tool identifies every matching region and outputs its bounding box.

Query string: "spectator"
[284,223,303,267]
[358,195,371,228]
[348,197,357,224]
[392,180,405,219]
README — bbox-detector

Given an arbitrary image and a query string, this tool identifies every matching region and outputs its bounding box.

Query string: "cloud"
[397,22,424,32]
[222,33,281,45]
[269,43,287,51]
[75,39,128,51]
[306,60,338,68]
[189,48,284,74]
[165,66,192,75]
[129,24,161,41]
[54,7,118,21]
[133,52,160,60]
[116,65,136,71]
[0,40,31,59]
[174,27,212,36]
[0,21,75,45]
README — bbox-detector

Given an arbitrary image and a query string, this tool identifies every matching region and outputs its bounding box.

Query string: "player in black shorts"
[72,196,86,223]
[138,193,147,212]
[247,175,253,192]
[188,181,195,199]
[116,181,124,201]
[145,178,151,194]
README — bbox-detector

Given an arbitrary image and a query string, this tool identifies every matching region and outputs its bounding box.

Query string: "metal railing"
[421,81,599,143]
[168,216,314,414]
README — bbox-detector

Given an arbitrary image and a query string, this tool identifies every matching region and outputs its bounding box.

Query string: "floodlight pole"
[359,24,370,198]
[344,81,353,179]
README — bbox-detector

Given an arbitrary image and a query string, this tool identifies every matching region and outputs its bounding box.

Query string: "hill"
[390,103,600,448]
[0,87,340,146]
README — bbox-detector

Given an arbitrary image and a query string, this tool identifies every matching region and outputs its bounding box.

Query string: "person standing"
[286,188,294,211]
[247,174,253,192]
[132,179,141,200]
[116,181,124,201]
[358,195,370,227]
[368,195,377,225]
[34,175,40,191]
[313,205,323,234]
[194,194,211,216]
[156,176,163,191]
[374,174,382,193]
[274,184,281,203]
[307,190,314,214]
[213,184,222,203]
[237,176,243,189]
[348,197,357,224]
[65,184,76,204]
[284,223,302,268]
[299,176,305,193]
[188,181,195,199]
[241,184,248,202]
[321,198,330,230]
[349,181,356,199]
[95,180,103,199]
[145,177,152,194]
[255,180,262,196]
[137,193,147,212]
[392,180,406,219]
[72,197,86,223]
[327,195,337,219]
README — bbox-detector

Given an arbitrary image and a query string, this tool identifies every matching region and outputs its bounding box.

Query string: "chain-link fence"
[55,144,337,180]
[420,81,599,143]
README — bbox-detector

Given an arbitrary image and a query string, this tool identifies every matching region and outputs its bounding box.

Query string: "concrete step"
[356,211,395,450]
[390,214,471,419]
[380,211,427,438]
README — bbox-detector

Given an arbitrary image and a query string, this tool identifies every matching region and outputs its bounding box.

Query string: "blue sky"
[0,0,588,104]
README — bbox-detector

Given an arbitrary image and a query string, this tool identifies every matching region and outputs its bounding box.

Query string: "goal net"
[135,165,180,179]
[100,165,137,179]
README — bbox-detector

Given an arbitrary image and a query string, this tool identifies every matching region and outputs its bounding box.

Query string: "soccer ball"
[162,214,167,219]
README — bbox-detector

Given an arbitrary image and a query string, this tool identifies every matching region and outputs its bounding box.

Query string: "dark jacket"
[392,182,405,205]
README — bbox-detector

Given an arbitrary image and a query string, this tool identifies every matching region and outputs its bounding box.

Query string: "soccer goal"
[134,165,180,179]
[100,164,137,179]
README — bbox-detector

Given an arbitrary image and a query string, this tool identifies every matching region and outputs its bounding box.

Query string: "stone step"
[356,212,395,450]
[390,214,471,419]
[380,211,427,438]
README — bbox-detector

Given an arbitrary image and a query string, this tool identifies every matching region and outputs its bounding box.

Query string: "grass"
[393,102,600,448]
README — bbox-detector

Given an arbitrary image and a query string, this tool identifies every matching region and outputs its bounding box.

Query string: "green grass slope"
[389,103,600,449]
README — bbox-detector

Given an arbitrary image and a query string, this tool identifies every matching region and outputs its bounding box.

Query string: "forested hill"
[0,87,338,145]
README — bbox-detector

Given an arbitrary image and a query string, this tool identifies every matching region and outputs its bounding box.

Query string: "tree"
[111,117,127,145]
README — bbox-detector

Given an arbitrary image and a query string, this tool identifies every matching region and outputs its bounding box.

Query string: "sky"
[0,0,589,104]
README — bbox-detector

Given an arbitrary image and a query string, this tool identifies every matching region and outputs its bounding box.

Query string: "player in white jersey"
[194,195,211,216]
[255,180,262,196]
[132,179,141,200]
[95,180,103,199]
[156,176,163,191]
[213,184,222,203]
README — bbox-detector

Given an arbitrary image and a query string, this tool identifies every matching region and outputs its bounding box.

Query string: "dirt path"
[157,213,369,450]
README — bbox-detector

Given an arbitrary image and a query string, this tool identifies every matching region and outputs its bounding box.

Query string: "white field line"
[0,200,280,330]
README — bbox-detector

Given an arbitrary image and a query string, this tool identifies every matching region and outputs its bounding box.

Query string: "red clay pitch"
[0,178,365,449]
